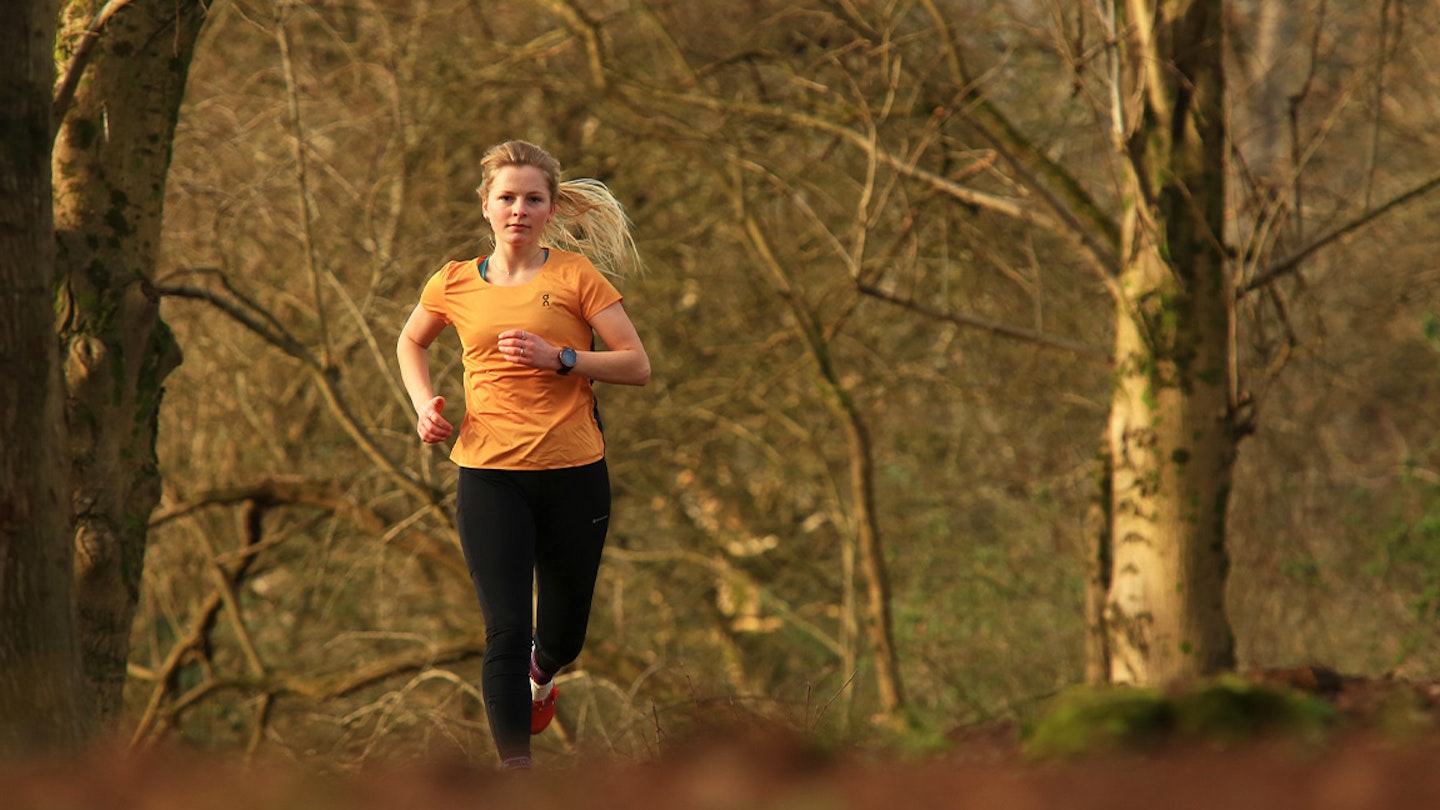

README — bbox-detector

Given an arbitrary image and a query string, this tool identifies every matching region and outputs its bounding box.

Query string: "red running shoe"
[531,682,557,734]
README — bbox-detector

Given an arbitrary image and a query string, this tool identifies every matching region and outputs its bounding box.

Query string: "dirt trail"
[6,734,1440,810]
[7,671,1439,809]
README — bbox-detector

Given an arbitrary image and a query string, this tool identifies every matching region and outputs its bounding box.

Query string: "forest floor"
[6,668,1440,809]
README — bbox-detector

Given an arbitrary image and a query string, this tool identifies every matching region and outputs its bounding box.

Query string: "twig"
[1246,171,1440,292]
[811,669,859,729]
[856,281,1111,361]
[52,0,134,130]
[1363,0,1395,210]
[274,4,332,368]
[129,590,225,749]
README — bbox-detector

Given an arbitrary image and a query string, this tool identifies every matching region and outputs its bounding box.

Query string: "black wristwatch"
[557,346,577,376]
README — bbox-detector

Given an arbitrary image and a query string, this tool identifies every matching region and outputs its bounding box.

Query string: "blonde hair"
[477,140,643,278]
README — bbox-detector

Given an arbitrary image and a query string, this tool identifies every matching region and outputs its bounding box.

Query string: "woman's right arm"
[396,303,453,443]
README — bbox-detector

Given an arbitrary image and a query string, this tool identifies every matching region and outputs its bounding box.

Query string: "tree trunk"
[52,0,208,724]
[1104,0,1237,684]
[1083,430,1113,684]
[737,210,906,721]
[836,391,906,719]
[0,0,86,753]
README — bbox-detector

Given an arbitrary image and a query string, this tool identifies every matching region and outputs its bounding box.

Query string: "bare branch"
[855,281,1110,362]
[1287,0,1330,240]
[151,476,464,577]
[156,275,441,505]
[633,84,1054,226]
[187,514,268,680]
[1246,171,1440,292]
[1363,0,1396,210]
[155,279,318,366]
[963,113,1121,278]
[274,6,333,369]
[608,548,842,658]
[534,0,607,91]
[129,590,225,749]
[308,639,486,700]
[52,0,135,130]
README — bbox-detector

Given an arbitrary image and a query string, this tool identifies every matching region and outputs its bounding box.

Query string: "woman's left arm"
[573,301,650,386]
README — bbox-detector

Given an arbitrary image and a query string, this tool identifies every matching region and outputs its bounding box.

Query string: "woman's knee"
[484,623,532,664]
[535,632,586,673]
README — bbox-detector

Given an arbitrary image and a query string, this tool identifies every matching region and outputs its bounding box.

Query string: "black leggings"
[456,459,610,762]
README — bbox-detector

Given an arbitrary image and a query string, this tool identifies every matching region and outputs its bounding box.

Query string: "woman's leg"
[456,468,535,764]
[531,459,611,677]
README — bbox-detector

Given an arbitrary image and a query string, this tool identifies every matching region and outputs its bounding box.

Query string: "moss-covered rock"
[1023,676,1334,758]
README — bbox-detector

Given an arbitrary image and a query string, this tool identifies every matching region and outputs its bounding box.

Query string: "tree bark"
[836,389,906,717]
[0,0,86,753]
[1104,0,1237,684]
[52,0,208,724]
[1083,429,1113,684]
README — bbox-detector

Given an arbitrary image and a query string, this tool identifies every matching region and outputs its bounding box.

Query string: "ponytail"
[548,178,643,279]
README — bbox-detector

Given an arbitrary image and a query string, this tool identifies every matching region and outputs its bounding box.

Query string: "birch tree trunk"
[1083,432,1113,684]
[0,0,86,753]
[52,0,208,723]
[1104,0,1238,684]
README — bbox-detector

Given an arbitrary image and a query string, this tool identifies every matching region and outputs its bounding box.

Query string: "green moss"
[120,507,151,588]
[1023,685,1171,758]
[1172,676,1332,746]
[135,317,181,420]
[1023,677,1334,759]
[105,206,135,237]
[68,116,102,150]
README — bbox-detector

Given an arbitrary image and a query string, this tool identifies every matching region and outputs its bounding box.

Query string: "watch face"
[561,347,577,368]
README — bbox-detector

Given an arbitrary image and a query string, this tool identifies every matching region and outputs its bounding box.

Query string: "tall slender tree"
[0,0,85,753]
[1102,0,1238,682]
[52,0,210,723]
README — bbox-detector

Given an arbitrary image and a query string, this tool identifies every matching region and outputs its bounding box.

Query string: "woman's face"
[483,165,554,249]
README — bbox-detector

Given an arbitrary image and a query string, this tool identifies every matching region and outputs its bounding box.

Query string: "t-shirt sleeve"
[576,259,624,320]
[419,263,454,323]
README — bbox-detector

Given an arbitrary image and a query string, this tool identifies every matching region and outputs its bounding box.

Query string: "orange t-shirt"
[419,249,622,470]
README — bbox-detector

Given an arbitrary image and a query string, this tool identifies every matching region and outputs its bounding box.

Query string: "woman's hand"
[498,329,558,370]
[417,395,453,443]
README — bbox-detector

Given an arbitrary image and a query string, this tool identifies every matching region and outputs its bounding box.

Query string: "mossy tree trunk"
[52,0,208,724]
[1103,0,1238,684]
[0,0,86,754]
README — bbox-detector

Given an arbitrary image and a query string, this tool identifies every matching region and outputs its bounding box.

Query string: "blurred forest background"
[120,0,1439,768]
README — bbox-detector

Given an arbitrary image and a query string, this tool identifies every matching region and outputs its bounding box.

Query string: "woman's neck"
[490,243,546,271]
[485,243,548,284]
